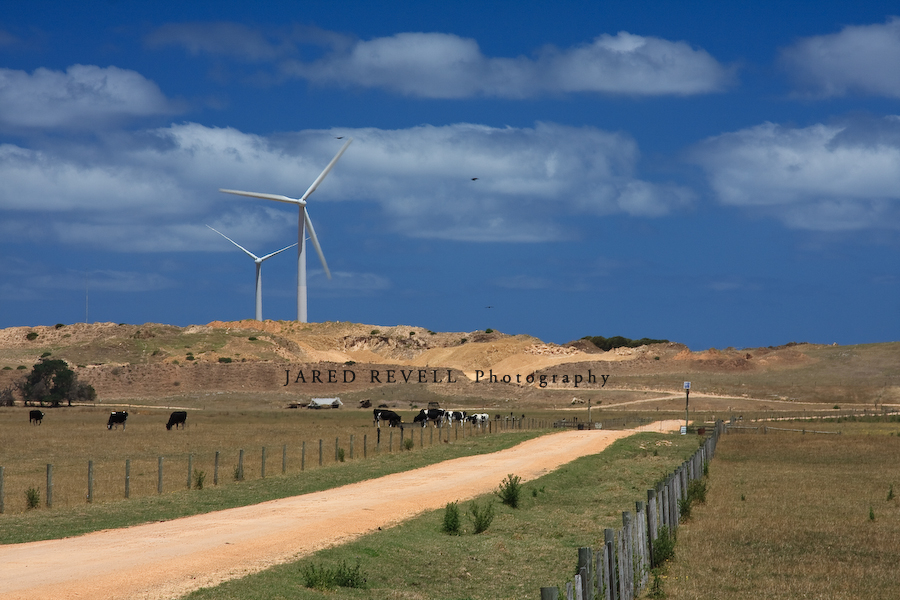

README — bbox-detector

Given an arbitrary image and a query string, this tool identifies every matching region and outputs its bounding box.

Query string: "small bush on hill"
[580,335,669,351]
[25,332,37,341]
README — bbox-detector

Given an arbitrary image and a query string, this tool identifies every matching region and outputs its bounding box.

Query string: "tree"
[22,359,96,407]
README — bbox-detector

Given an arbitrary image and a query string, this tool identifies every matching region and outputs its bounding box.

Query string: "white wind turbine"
[207,225,297,321]
[219,137,352,323]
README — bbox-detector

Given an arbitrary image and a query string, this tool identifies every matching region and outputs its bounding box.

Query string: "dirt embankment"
[0,321,846,402]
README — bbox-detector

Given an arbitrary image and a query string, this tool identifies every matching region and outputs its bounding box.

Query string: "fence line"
[540,420,725,600]
[0,415,545,514]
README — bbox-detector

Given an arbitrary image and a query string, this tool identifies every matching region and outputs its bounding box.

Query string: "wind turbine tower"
[219,138,352,323]
[207,225,297,321]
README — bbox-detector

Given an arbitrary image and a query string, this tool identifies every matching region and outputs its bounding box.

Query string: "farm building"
[307,397,343,409]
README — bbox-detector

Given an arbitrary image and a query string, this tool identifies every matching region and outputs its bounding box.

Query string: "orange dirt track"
[0,421,681,600]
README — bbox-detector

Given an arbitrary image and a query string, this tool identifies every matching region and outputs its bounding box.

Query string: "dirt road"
[0,421,680,600]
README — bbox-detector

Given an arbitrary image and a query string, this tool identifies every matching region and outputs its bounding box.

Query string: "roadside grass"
[180,431,699,600]
[661,422,900,599]
[0,424,545,544]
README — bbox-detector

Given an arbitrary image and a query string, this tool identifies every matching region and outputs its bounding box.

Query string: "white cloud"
[0,121,691,249]
[0,65,179,130]
[150,23,731,97]
[285,31,732,98]
[691,116,900,230]
[780,17,900,97]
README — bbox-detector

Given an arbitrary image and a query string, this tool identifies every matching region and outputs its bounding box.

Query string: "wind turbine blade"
[258,242,298,262]
[304,212,331,279]
[298,137,353,202]
[219,189,302,205]
[206,225,260,261]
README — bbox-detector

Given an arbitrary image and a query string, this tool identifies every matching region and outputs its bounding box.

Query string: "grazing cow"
[373,408,402,427]
[467,413,489,426]
[29,409,44,425]
[414,408,444,427]
[107,411,128,430]
[166,411,187,430]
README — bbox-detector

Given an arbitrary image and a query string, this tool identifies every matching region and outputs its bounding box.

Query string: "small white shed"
[307,397,343,409]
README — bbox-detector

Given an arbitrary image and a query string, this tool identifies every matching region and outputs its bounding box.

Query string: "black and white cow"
[414,408,444,427]
[373,408,402,427]
[445,410,466,424]
[107,411,128,430]
[467,413,489,426]
[166,410,187,430]
[29,409,44,425]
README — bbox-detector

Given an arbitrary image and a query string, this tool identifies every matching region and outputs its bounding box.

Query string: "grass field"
[660,421,900,599]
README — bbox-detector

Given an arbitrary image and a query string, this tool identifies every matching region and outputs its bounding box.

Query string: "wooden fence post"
[261,446,267,479]
[0,466,4,514]
[363,434,367,459]
[319,439,323,466]
[282,444,287,474]
[540,587,560,600]
[578,547,593,599]
[87,460,93,503]
[604,528,618,600]
[238,449,245,481]
[125,459,131,498]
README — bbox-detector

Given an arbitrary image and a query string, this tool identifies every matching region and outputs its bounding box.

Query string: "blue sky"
[1,1,898,349]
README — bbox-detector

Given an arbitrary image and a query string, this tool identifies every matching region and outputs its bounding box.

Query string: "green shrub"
[497,473,523,508]
[2,366,10,370]
[403,438,414,451]
[40,352,51,358]
[651,526,675,567]
[248,336,257,341]
[300,559,367,590]
[337,448,346,462]
[484,328,494,334]
[687,478,708,504]
[233,464,244,481]
[888,484,895,501]
[54,323,64,329]
[25,332,38,341]
[218,357,232,363]
[469,499,495,534]
[442,501,461,535]
[193,469,206,490]
[16,365,26,370]
[25,487,40,510]
[370,330,380,335]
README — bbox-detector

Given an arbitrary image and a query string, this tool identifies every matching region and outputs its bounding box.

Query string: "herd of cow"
[27,409,187,430]
[373,408,489,428]
[27,407,492,430]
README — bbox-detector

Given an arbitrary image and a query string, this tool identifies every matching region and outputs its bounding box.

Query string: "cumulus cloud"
[0,65,180,130]
[287,31,732,97]
[150,23,731,97]
[0,121,691,250]
[781,17,900,97]
[691,116,900,230]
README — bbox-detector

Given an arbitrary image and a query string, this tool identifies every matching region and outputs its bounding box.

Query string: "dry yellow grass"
[661,424,900,599]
